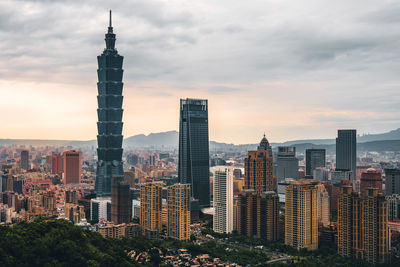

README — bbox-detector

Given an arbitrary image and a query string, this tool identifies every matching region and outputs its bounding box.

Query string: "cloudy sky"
[0,0,399,144]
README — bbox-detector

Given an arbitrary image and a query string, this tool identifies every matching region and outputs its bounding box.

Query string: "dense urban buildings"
[305,149,326,177]
[336,130,357,181]
[275,146,298,181]
[95,11,125,196]
[385,168,400,195]
[167,184,191,240]
[178,98,210,208]
[338,186,389,264]
[285,180,319,250]
[213,167,233,234]
[244,135,275,193]
[140,183,162,238]
[62,150,81,184]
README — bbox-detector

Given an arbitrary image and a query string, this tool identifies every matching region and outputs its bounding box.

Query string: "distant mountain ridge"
[0,128,399,151]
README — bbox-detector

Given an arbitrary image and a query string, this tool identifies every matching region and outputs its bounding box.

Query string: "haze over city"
[1,0,400,143]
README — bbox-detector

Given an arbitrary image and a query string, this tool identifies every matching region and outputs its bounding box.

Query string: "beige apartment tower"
[140,183,162,237]
[338,186,390,264]
[167,184,191,240]
[244,135,276,193]
[285,180,319,250]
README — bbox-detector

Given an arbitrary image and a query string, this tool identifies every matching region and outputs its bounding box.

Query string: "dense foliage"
[0,219,144,267]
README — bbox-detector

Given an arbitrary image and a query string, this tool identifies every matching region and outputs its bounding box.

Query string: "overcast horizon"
[1,0,400,144]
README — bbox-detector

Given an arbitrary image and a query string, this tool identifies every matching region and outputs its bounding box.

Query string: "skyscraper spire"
[109,10,112,28]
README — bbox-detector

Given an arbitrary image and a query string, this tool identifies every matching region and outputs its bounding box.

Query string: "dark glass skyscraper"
[305,149,326,177]
[95,11,124,196]
[336,129,357,181]
[178,98,210,208]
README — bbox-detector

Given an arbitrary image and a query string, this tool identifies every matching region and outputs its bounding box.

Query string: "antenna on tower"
[109,10,112,28]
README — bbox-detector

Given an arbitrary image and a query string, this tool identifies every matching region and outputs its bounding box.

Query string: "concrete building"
[51,153,62,175]
[275,146,298,182]
[167,184,191,240]
[336,130,357,181]
[64,203,86,224]
[285,180,319,250]
[111,175,131,224]
[385,168,400,195]
[63,150,81,185]
[20,150,29,170]
[245,135,275,193]
[91,198,111,222]
[140,183,162,237]
[331,169,352,184]
[316,183,330,227]
[305,149,326,177]
[338,186,389,265]
[360,168,382,197]
[213,167,233,234]
[386,194,400,221]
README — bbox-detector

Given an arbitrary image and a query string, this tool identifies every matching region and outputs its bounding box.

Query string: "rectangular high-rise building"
[385,168,400,195]
[305,149,326,177]
[167,184,191,240]
[20,150,29,170]
[285,180,319,250]
[178,98,210,208]
[51,153,62,175]
[62,150,81,185]
[236,189,279,241]
[275,146,298,181]
[140,183,162,237]
[336,130,357,181]
[111,175,131,224]
[338,186,390,264]
[213,167,234,234]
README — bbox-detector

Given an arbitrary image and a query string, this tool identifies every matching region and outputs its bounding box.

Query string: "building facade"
[20,150,29,170]
[386,194,400,221]
[111,175,131,224]
[360,168,382,197]
[62,150,81,185]
[337,186,389,264]
[167,184,191,240]
[140,183,162,237]
[385,168,400,195]
[178,98,210,208]
[245,135,275,193]
[213,167,233,234]
[336,129,357,181]
[285,180,319,250]
[275,146,298,181]
[95,11,125,196]
[305,149,326,177]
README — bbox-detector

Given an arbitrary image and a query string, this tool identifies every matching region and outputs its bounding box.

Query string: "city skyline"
[1,1,400,144]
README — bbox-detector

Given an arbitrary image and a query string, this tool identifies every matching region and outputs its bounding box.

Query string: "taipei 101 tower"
[95,11,124,196]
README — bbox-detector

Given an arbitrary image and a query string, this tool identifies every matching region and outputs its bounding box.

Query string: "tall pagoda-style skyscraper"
[95,11,124,196]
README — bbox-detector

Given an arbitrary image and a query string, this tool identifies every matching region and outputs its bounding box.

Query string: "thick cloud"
[0,0,399,143]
